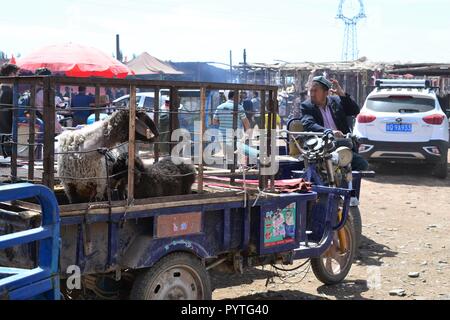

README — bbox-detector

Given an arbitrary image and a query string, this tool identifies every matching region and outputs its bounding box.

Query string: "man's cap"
[312,76,332,90]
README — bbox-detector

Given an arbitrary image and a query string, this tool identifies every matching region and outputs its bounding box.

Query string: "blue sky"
[1,0,450,65]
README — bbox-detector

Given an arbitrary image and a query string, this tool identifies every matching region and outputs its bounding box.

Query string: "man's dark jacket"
[242,99,254,121]
[300,94,360,134]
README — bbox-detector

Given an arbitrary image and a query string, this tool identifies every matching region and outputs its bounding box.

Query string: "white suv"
[354,79,449,179]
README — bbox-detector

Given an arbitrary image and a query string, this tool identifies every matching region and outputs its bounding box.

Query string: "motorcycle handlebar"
[280,130,325,137]
[281,130,357,140]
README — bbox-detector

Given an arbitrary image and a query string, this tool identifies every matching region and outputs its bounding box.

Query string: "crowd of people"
[210,76,368,171]
[0,63,111,158]
[0,63,127,131]
[0,64,19,157]
[213,88,313,134]
[1,62,368,171]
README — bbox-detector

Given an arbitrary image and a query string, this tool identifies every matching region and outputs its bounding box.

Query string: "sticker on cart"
[156,212,202,238]
[263,203,296,248]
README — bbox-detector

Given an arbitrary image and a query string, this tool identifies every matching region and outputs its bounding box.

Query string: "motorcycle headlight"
[334,147,353,167]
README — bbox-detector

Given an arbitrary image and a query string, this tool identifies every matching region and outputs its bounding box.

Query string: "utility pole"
[243,49,248,84]
[229,50,233,83]
[116,34,123,62]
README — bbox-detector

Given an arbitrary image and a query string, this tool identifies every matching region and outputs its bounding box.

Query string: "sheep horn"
[135,117,153,140]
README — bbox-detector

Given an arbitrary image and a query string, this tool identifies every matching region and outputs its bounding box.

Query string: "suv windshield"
[113,96,140,108]
[143,97,154,111]
[366,96,435,113]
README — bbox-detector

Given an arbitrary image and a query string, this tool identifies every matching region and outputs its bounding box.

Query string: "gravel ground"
[2,154,449,300]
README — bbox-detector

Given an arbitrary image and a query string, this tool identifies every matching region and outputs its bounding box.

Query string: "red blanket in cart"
[203,176,312,193]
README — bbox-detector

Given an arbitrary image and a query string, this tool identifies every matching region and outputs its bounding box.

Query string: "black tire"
[311,217,356,285]
[130,252,212,300]
[433,151,448,179]
[349,206,363,249]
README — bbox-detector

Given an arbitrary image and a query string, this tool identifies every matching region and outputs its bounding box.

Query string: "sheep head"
[106,109,159,145]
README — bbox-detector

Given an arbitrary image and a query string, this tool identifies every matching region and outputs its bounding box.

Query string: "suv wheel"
[433,149,449,179]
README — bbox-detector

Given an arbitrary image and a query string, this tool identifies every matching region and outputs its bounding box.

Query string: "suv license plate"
[386,123,412,133]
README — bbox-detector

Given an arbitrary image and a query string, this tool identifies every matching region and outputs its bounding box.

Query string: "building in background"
[234,57,450,121]
[386,63,450,113]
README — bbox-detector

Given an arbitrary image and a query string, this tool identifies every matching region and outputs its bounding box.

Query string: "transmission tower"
[336,0,366,61]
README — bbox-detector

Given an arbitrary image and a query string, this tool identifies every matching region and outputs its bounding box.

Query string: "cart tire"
[129,252,212,300]
[349,207,362,249]
[311,217,356,285]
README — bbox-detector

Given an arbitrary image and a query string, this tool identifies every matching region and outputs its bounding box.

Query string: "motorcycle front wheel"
[311,215,356,285]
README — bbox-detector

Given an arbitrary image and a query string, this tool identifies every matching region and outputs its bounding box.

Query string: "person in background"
[55,86,63,100]
[213,91,251,165]
[288,96,303,122]
[214,91,250,137]
[34,68,63,134]
[158,98,171,155]
[278,95,288,126]
[251,91,261,127]
[300,91,309,103]
[240,91,254,126]
[106,88,114,103]
[71,86,95,126]
[265,110,282,130]
[0,63,20,157]
[63,86,72,99]
[219,90,227,104]
[115,88,125,100]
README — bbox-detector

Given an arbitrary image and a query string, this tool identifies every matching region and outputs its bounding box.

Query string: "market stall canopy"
[16,43,133,78]
[127,52,183,75]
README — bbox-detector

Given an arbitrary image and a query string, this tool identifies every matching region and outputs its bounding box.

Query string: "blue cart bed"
[0,183,347,278]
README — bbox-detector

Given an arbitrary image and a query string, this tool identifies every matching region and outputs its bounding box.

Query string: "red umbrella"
[9,54,16,65]
[16,43,133,78]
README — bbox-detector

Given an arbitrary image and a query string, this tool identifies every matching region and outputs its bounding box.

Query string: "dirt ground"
[1,153,449,300]
[211,155,450,300]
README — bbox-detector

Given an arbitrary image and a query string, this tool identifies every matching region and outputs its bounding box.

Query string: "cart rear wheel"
[311,218,356,285]
[130,252,212,300]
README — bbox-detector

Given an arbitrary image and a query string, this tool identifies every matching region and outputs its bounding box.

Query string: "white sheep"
[56,109,158,203]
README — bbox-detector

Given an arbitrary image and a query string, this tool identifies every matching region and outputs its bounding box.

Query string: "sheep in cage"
[56,109,159,204]
[110,153,196,200]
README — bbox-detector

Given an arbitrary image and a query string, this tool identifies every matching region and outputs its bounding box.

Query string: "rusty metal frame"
[0,76,280,201]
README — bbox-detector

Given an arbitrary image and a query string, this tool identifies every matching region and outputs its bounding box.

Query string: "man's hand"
[333,130,345,138]
[330,79,345,97]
